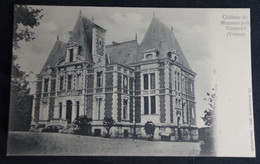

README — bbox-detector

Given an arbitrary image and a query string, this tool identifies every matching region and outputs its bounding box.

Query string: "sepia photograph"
[7,6,254,157]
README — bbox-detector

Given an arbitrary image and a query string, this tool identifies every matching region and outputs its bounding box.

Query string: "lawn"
[7,131,201,156]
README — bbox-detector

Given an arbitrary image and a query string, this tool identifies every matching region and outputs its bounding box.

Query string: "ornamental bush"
[73,115,92,135]
[144,121,155,141]
[103,117,115,138]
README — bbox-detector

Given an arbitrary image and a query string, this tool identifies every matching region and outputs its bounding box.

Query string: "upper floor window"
[67,75,72,90]
[191,107,195,119]
[69,49,73,62]
[97,71,103,88]
[144,74,149,90]
[60,76,64,91]
[143,73,156,90]
[177,72,180,91]
[44,79,49,92]
[150,73,155,89]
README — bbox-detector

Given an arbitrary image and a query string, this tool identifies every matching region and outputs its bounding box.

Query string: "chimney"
[57,35,59,41]
[112,41,118,46]
[171,27,173,31]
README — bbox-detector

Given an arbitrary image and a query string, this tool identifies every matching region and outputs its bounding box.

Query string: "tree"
[201,89,215,126]
[103,117,115,138]
[9,5,43,131]
[200,88,216,155]
[9,63,33,131]
[13,5,43,49]
[144,121,155,141]
[73,115,92,135]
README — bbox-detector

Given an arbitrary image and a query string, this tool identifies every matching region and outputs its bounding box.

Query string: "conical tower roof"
[139,17,192,71]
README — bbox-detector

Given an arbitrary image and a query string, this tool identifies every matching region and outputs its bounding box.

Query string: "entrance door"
[66,100,72,124]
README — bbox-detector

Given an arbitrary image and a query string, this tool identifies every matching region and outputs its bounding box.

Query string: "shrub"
[42,125,60,133]
[144,121,155,141]
[73,115,92,135]
[103,117,115,138]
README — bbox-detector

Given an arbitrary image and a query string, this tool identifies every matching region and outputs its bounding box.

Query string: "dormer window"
[66,42,79,63]
[172,49,179,61]
[146,54,153,59]
[69,49,73,62]
[168,50,179,61]
[167,52,172,59]
[143,49,158,60]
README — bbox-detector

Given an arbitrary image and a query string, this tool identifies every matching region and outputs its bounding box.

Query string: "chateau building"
[31,13,198,141]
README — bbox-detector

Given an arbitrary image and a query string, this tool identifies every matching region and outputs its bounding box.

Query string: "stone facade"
[31,14,198,141]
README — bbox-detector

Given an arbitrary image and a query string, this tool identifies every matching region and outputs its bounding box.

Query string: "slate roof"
[40,40,67,74]
[137,17,192,71]
[40,15,104,73]
[105,40,141,66]
[69,15,104,63]
[40,15,192,74]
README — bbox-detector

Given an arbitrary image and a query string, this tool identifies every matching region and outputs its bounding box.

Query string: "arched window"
[146,54,153,59]
[167,52,172,59]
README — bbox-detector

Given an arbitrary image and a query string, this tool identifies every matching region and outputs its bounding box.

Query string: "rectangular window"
[60,76,64,91]
[177,72,180,91]
[174,72,177,90]
[51,80,56,92]
[123,99,128,120]
[69,49,73,62]
[76,101,80,118]
[44,79,49,92]
[76,75,80,89]
[59,102,62,119]
[68,75,72,90]
[150,73,155,89]
[144,96,149,114]
[97,72,103,88]
[143,74,148,90]
[97,98,101,120]
[151,96,156,114]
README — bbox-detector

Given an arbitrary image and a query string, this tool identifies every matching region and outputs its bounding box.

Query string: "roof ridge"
[106,39,138,47]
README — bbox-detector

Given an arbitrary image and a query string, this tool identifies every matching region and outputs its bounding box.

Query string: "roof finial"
[153,11,155,18]
[57,35,59,41]
[135,33,137,40]
[92,16,94,22]
[79,9,82,16]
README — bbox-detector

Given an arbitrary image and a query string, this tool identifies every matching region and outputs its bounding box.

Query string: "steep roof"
[69,15,96,63]
[137,17,192,71]
[40,40,67,74]
[105,40,141,65]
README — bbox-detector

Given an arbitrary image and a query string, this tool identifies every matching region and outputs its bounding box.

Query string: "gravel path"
[7,131,201,156]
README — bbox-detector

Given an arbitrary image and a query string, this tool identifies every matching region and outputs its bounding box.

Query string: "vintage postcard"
[7,6,254,157]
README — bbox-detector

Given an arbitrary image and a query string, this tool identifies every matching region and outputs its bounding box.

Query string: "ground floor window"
[59,102,62,119]
[123,99,128,120]
[144,96,156,114]
[76,101,80,118]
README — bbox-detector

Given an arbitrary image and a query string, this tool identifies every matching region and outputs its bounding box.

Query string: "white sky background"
[14,6,218,128]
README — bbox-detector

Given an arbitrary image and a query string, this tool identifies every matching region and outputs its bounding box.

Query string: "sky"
[14,6,216,128]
